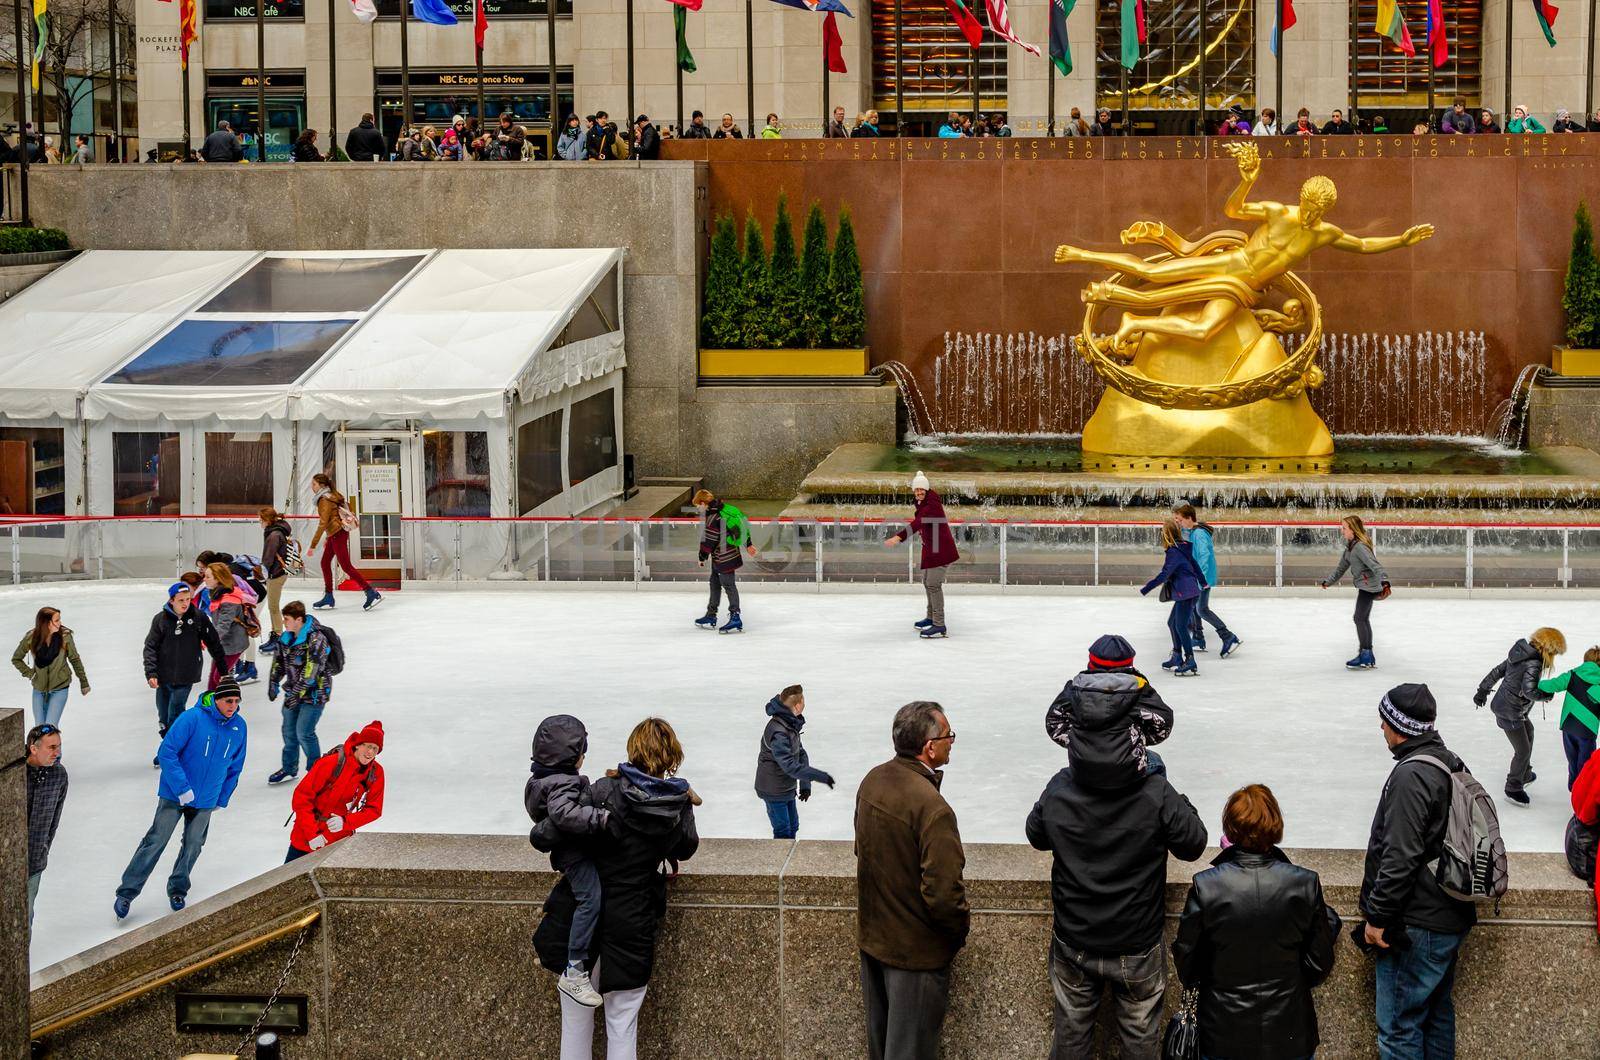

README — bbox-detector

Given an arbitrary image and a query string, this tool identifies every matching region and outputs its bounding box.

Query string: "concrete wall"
[0,261,66,305]
[2,710,25,1060]
[27,832,1598,1058]
[1529,381,1600,451]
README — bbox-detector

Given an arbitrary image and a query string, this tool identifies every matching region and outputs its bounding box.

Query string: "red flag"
[179,0,197,69]
[1426,0,1447,66]
[474,0,487,48]
[944,0,983,48]
[1134,0,1147,42]
[823,11,848,73]
[665,0,703,8]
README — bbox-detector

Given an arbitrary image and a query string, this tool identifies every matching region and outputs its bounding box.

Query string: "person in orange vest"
[286,720,385,862]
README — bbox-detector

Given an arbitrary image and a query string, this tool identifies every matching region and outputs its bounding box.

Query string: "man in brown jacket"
[854,700,969,1060]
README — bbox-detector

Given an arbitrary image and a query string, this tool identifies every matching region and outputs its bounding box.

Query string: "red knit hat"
[353,720,384,751]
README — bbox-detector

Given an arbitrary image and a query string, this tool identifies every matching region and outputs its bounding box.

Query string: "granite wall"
[1529,382,1600,453]
[26,832,1600,1059]
[2,710,25,1060]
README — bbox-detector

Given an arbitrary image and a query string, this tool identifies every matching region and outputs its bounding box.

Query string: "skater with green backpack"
[693,488,758,634]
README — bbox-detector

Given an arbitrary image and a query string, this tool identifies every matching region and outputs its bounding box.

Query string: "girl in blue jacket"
[1141,516,1209,676]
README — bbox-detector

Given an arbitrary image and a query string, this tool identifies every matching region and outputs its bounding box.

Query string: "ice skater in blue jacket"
[1174,502,1241,658]
[1140,516,1210,677]
[114,676,248,919]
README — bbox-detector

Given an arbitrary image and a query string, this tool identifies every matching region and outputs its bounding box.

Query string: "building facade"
[123,0,1600,155]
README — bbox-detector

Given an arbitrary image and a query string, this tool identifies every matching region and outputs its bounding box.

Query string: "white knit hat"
[910,471,931,491]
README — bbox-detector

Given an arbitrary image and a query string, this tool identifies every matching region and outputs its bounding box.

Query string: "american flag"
[985,0,1040,55]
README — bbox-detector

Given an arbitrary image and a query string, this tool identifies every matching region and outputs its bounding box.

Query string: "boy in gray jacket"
[525,714,611,1008]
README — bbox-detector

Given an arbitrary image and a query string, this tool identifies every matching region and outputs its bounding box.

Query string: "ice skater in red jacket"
[285,720,385,862]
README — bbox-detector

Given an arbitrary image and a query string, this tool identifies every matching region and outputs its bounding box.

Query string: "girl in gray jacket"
[1320,515,1390,670]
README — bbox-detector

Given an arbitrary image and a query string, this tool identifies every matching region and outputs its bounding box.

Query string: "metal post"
[1274,0,1283,128]
[400,0,412,154]
[174,519,183,578]
[1465,528,1475,591]
[453,521,462,582]
[1562,527,1572,587]
[626,0,635,126]
[546,0,558,152]
[971,43,980,124]
[814,522,824,584]
[1589,0,1598,120]
[1093,525,1101,585]
[328,0,338,154]
[1047,47,1055,136]
[893,0,904,134]
[108,0,122,160]
[676,41,684,135]
[11,0,30,222]
[1120,67,1130,132]
[999,524,1008,586]
[96,523,105,579]
[476,44,484,130]
[1349,0,1358,130]
[1274,526,1284,588]
[10,525,19,585]
[1426,41,1436,126]
[745,0,755,137]
[256,0,268,162]
[632,523,643,584]
[1198,0,1208,135]
[1505,0,1514,119]
[822,28,829,136]
[542,522,551,580]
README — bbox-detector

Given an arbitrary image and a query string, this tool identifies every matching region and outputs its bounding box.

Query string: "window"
[109,320,356,386]
[517,411,563,514]
[1096,0,1255,116]
[424,431,491,517]
[1354,0,1481,107]
[0,428,65,516]
[567,390,617,488]
[870,0,1008,124]
[199,255,424,314]
[553,267,620,349]
[203,0,305,19]
[205,433,273,514]
[113,432,181,516]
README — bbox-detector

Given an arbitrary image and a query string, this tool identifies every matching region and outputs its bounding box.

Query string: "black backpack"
[318,623,346,676]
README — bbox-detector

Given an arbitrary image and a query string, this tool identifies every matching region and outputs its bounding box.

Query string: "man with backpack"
[693,488,758,634]
[286,720,384,861]
[1360,683,1490,1058]
[265,601,343,786]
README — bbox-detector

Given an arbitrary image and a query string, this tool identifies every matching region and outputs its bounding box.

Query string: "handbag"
[1162,986,1199,1060]
[1159,581,1174,603]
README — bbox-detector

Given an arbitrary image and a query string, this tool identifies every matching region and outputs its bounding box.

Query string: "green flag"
[1119,0,1142,70]
[675,5,697,73]
[1049,0,1075,76]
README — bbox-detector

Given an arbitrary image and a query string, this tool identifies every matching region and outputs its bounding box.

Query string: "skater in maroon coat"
[885,471,960,638]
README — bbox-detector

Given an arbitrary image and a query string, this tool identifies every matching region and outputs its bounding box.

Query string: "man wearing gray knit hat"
[1359,682,1477,1058]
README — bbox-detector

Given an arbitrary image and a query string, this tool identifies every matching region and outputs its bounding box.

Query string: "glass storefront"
[205,72,306,162]
[375,69,573,156]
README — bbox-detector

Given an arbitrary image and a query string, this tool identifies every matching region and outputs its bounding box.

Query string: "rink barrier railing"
[5,514,1600,590]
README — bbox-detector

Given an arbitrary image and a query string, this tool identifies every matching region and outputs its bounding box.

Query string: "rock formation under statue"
[1055,141,1434,463]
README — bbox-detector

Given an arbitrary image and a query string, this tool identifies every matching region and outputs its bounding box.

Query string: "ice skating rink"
[10,581,1594,969]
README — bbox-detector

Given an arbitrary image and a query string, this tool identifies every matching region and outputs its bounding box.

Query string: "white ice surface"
[11,582,1592,972]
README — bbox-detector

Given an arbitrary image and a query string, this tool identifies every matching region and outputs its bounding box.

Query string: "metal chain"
[233,925,310,1059]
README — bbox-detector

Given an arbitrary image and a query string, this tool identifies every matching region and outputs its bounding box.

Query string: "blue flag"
[411,0,458,24]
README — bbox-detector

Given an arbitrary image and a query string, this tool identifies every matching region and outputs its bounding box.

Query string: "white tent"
[0,248,626,578]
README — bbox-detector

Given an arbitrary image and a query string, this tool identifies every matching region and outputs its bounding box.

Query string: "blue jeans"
[764,797,800,839]
[27,872,41,926]
[1565,727,1597,790]
[565,858,602,963]
[31,687,69,728]
[1167,597,1197,657]
[116,798,214,902]
[281,700,325,774]
[155,683,194,735]
[1188,587,1233,641]
[1375,925,1466,1060]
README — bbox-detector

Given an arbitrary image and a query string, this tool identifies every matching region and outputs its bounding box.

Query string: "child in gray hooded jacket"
[525,714,611,1008]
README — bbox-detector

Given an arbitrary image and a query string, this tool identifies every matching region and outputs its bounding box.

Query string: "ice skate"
[312,593,335,610]
[1173,658,1199,677]
[694,613,718,629]
[363,589,383,611]
[267,769,297,786]
[1192,637,1209,653]
[914,618,934,629]
[558,964,603,1007]
[719,613,744,634]
[169,894,186,912]
[1346,650,1376,670]
[1505,789,1530,806]
[113,897,130,920]
[259,638,278,655]
[1161,652,1182,670]
[234,661,260,685]
[1219,634,1242,658]
[919,624,948,638]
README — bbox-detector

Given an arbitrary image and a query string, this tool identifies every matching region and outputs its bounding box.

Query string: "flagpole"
[625,0,635,125]
[546,0,558,153]
[327,0,339,156]
[181,39,192,152]
[1274,0,1283,129]
[475,27,484,133]
[1047,49,1055,136]
[401,0,412,154]
[11,0,29,221]
[745,0,755,137]
[821,29,829,136]
[1348,0,1358,128]
[108,0,122,160]
[893,0,903,134]
[1198,0,1207,135]
[1504,0,1512,118]
[676,35,684,135]
[256,0,268,161]
[1120,68,1129,132]
[1588,0,1597,119]
[1427,38,1436,126]
[971,42,979,126]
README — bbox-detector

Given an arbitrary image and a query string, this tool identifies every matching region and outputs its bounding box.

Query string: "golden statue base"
[1080,308,1334,460]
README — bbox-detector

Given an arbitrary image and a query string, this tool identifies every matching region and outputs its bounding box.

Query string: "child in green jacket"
[1539,645,1600,789]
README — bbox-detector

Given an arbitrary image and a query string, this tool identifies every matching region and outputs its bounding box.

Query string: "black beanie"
[1379,683,1437,737]
[1088,634,1136,670]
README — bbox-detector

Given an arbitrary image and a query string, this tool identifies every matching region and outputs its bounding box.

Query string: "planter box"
[699,347,870,377]
[1553,346,1600,377]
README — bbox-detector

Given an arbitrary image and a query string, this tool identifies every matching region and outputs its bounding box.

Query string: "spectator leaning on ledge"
[344,113,386,162]
[761,113,782,139]
[1440,98,1476,134]
[855,701,968,1060]
[201,121,244,163]
[713,113,743,139]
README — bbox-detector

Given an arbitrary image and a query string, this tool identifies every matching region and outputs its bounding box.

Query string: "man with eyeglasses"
[25,723,67,925]
[114,677,248,920]
[855,700,968,1060]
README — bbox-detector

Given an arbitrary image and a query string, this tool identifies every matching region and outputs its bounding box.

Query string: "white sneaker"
[557,966,603,1007]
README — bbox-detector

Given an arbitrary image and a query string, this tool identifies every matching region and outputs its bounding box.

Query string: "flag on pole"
[984,0,1040,55]
[1532,0,1559,45]
[674,4,697,72]
[944,0,984,48]
[178,0,196,71]
[1119,0,1141,67]
[411,0,459,24]
[665,0,702,9]
[823,11,847,72]
[1425,0,1447,65]
[1270,0,1297,56]
[30,0,47,89]
[474,0,487,46]
[1375,0,1415,55]
[1048,0,1075,75]
[771,0,852,12]
[350,0,377,23]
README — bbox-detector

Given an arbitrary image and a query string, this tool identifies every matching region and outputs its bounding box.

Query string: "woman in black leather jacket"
[1172,784,1340,1060]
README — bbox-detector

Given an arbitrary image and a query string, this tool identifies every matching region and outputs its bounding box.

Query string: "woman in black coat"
[1172,784,1339,1060]
[535,717,699,1060]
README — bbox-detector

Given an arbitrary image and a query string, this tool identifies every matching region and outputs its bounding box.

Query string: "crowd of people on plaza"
[20,469,1600,1060]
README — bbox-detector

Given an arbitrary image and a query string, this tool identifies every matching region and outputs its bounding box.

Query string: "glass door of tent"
[336,431,419,586]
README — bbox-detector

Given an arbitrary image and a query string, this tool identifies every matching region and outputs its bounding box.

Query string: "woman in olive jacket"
[12,606,90,727]
[1172,784,1339,1060]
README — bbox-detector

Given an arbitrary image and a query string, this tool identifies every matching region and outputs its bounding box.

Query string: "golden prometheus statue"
[1055,141,1433,462]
